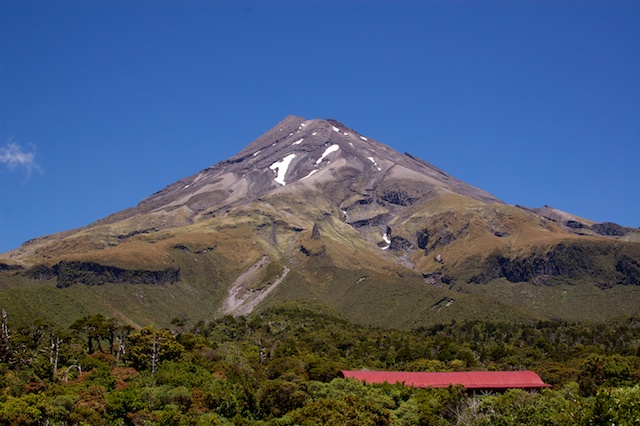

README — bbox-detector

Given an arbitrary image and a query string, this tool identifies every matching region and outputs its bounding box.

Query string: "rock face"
[300,224,326,257]
[56,261,180,288]
[468,242,638,287]
[0,263,22,272]
[24,261,180,288]
[1,115,639,327]
[592,222,630,236]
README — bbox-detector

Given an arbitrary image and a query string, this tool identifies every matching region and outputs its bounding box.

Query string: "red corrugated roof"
[341,370,550,390]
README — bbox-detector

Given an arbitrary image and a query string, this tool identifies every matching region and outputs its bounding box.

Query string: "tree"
[592,385,640,425]
[126,327,184,374]
[111,322,133,363]
[69,314,111,354]
[49,333,62,375]
[578,354,637,396]
[0,309,11,363]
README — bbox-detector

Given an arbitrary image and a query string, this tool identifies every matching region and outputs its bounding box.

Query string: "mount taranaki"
[1,115,639,329]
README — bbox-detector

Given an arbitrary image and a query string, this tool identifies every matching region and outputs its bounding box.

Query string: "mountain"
[1,115,639,329]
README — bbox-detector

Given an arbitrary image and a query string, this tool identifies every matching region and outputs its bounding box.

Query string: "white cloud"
[0,141,41,177]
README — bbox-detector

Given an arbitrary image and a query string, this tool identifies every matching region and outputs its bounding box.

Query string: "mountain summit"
[98,115,499,226]
[1,116,639,328]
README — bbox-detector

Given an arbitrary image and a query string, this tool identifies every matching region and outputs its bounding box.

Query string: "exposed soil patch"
[221,256,290,317]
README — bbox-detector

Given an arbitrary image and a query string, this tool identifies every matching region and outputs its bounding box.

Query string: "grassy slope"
[2,191,639,330]
[461,279,640,322]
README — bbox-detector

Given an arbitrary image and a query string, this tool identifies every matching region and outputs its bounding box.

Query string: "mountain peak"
[130,116,501,221]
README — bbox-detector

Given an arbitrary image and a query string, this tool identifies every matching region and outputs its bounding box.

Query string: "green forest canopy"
[1,304,640,424]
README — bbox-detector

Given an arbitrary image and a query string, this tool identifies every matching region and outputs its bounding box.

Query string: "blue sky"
[1,0,638,253]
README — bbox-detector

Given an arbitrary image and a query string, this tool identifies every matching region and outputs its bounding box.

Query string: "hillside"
[1,116,639,328]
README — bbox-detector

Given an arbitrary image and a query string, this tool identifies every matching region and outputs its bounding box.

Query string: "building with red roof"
[340,370,550,391]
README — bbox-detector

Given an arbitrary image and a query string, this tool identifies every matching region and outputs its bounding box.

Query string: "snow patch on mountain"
[292,138,304,145]
[381,229,391,250]
[383,231,391,245]
[367,156,382,171]
[316,144,340,165]
[301,169,318,180]
[269,154,296,185]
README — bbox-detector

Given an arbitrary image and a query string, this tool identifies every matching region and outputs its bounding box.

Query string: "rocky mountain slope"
[1,116,639,328]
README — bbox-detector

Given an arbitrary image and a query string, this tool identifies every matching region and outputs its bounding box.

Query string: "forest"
[1,303,640,425]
